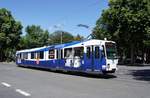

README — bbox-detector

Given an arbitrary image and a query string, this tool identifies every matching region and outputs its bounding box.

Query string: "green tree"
[74,34,84,41]
[0,8,22,61]
[17,35,29,49]
[48,30,74,45]
[94,0,150,64]
[18,25,49,49]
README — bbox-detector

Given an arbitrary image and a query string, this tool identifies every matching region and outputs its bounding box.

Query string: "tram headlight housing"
[102,65,106,70]
[107,64,110,68]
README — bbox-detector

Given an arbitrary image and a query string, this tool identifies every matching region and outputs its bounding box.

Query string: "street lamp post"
[53,24,63,44]
[61,31,63,44]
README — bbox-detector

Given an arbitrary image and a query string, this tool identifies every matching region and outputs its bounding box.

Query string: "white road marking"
[1,82,11,87]
[16,89,31,96]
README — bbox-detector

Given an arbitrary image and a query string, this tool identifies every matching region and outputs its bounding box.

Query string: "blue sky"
[0,0,108,37]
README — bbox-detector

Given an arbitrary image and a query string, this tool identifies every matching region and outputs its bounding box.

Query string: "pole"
[61,31,63,44]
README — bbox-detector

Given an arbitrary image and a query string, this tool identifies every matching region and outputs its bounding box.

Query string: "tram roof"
[16,41,81,54]
[16,39,115,54]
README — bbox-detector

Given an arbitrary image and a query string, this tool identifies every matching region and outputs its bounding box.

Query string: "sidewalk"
[119,63,150,66]
[0,62,16,65]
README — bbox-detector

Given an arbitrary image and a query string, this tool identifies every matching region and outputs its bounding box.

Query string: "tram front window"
[105,42,117,59]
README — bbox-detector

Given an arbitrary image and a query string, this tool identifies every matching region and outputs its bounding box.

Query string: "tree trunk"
[122,50,126,64]
[0,50,2,62]
[0,49,4,62]
[130,44,135,64]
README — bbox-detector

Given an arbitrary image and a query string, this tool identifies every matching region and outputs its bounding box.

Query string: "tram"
[16,39,118,74]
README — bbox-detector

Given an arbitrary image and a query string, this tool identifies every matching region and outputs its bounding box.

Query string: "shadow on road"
[130,69,150,82]
[18,66,117,79]
[57,71,117,79]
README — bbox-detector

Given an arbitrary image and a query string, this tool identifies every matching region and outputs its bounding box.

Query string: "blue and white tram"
[16,39,118,74]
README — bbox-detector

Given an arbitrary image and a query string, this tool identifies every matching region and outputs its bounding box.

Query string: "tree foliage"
[0,8,22,61]
[74,34,84,41]
[0,9,84,62]
[94,0,150,64]
[48,30,74,45]
[19,26,83,50]
[18,25,49,49]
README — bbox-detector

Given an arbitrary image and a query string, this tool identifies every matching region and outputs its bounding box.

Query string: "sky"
[0,0,108,37]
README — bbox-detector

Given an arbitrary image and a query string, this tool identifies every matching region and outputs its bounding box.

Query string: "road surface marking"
[16,89,31,96]
[1,82,11,87]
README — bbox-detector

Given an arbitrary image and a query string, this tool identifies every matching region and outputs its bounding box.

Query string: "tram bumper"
[102,64,117,73]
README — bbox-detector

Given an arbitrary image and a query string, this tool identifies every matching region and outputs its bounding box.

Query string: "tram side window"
[31,52,35,59]
[40,51,44,59]
[37,51,44,59]
[36,51,43,59]
[74,47,84,58]
[49,50,55,59]
[19,54,21,59]
[64,48,72,58]
[86,47,91,59]
[21,53,24,59]
[17,54,21,59]
[24,53,28,59]
[95,47,100,58]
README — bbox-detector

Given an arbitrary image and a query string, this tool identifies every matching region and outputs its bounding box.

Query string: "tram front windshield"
[105,42,117,59]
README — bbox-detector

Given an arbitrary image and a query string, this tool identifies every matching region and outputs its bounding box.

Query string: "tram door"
[93,46,101,71]
[56,49,64,69]
[85,46,101,71]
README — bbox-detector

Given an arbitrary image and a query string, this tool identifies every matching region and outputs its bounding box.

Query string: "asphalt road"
[0,62,150,98]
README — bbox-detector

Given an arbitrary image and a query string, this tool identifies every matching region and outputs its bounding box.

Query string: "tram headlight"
[105,64,110,71]
[102,65,106,70]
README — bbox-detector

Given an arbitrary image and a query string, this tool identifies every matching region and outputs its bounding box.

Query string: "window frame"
[49,49,55,59]
[64,48,73,58]
[31,52,35,59]
[86,47,91,59]
[74,47,84,58]
[40,51,44,59]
